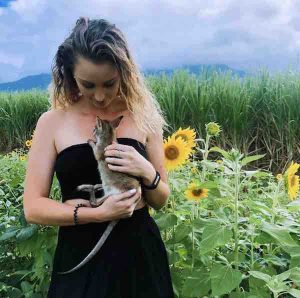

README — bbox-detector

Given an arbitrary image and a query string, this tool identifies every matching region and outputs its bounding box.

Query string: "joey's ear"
[110,115,123,129]
[96,116,102,128]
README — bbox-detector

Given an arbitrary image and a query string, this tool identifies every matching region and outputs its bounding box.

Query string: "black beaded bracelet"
[74,203,85,225]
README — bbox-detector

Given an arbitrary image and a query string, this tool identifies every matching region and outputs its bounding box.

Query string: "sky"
[1,0,300,83]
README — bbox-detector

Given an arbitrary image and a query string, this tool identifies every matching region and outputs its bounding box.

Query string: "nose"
[94,90,105,102]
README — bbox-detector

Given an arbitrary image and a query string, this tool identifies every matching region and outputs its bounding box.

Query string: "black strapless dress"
[47,138,174,298]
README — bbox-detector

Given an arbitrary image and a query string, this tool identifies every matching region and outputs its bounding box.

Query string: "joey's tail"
[57,220,119,275]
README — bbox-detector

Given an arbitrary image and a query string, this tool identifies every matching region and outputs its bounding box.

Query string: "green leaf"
[249,271,271,283]
[241,154,265,166]
[262,222,298,247]
[288,288,300,298]
[229,292,249,298]
[182,269,211,297]
[249,275,272,298]
[209,146,230,159]
[210,263,243,296]
[170,267,183,297]
[291,256,300,269]
[16,225,38,242]
[20,281,33,293]
[276,270,291,282]
[154,213,178,230]
[196,181,219,189]
[5,287,23,298]
[19,211,28,226]
[290,268,300,287]
[0,227,19,241]
[199,222,233,255]
[226,251,246,263]
[168,224,192,244]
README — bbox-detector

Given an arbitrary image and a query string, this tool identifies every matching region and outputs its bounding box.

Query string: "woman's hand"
[64,199,92,208]
[104,141,155,180]
[94,188,142,221]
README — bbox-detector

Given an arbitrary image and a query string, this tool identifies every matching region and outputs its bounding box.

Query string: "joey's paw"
[77,184,94,192]
[95,195,109,206]
[87,139,96,150]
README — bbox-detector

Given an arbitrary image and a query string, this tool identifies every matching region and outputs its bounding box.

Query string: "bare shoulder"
[145,130,168,183]
[35,109,64,142]
[37,109,64,127]
[29,109,64,162]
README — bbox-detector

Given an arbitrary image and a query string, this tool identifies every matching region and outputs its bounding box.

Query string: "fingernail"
[129,189,136,193]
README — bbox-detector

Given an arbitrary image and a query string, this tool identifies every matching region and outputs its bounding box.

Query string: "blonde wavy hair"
[49,17,167,136]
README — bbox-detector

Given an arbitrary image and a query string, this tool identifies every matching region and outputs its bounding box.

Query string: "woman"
[23,17,174,297]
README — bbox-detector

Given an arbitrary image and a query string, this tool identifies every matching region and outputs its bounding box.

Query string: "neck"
[73,96,128,117]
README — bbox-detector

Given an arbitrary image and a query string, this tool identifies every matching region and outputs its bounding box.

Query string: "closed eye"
[82,82,115,89]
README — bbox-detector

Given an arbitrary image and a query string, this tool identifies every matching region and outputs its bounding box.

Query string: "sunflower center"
[291,175,296,187]
[192,189,203,196]
[176,134,188,142]
[165,145,179,160]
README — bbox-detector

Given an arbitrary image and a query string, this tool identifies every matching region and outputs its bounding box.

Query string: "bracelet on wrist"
[141,170,161,190]
[74,203,85,225]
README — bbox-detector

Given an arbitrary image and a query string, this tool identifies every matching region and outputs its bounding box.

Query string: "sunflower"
[185,182,209,201]
[205,122,221,137]
[173,127,196,150]
[25,140,32,148]
[149,207,154,216]
[191,167,198,173]
[285,161,300,200]
[163,135,191,171]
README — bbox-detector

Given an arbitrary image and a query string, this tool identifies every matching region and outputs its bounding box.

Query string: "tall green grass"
[147,70,300,171]
[0,90,49,152]
[1,70,299,172]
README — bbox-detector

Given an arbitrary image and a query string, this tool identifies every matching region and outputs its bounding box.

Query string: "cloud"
[9,0,48,22]
[0,51,24,68]
[1,0,300,82]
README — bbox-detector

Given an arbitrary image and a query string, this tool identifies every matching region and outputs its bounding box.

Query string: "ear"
[110,115,123,129]
[96,116,102,128]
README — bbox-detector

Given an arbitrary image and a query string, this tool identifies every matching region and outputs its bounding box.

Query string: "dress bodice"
[54,137,147,202]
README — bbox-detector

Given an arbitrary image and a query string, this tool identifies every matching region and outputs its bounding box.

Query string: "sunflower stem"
[172,194,175,266]
[169,170,176,267]
[192,202,195,269]
[250,227,254,270]
[203,134,210,161]
[234,160,241,293]
[202,134,211,181]
[270,180,281,252]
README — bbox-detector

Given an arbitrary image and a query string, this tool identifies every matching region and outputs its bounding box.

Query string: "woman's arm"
[23,110,102,226]
[141,131,170,210]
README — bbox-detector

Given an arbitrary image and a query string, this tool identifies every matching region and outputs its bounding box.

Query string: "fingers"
[128,189,142,206]
[114,189,137,201]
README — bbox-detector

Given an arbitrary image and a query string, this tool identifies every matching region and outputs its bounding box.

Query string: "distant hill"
[0,64,246,92]
[143,64,246,77]
[0,73,51,92]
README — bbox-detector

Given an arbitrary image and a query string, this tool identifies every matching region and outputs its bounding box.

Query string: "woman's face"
[73,56,121,109]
